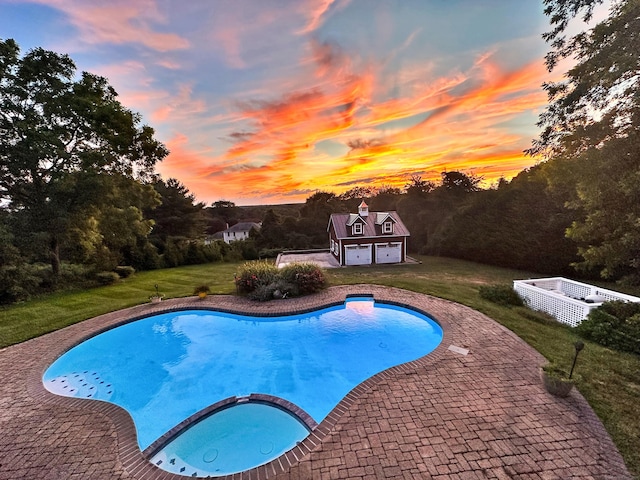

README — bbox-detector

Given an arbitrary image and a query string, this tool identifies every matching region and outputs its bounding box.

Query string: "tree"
[404,174,435,197]
[53,173,160,271]
[208,199,240,229]
[531,1,640,282]
[255,209,285,249]
[434,166,579,274]
[369,185,403,211]
[0,39,168,275]
[531,0,640,156]
[563,131,640,281]
[338,186,375,211]
[0,214,40,303]
[439,171,482,194]
[397,176,435,252]
[299,191,342,246]
[149,178,206,241]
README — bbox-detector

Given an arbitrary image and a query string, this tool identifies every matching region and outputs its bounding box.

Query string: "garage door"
[375,243,402,264]
[345,244,372,266]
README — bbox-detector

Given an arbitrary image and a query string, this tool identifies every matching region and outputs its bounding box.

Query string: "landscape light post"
[569,341,585,379]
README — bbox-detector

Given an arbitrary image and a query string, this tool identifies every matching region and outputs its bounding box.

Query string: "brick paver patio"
[0,285,632,479]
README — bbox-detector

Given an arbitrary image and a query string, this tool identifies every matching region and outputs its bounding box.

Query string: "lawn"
[1,256,639,478]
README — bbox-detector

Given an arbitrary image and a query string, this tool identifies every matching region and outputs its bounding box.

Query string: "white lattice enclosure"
[513,277,640,327]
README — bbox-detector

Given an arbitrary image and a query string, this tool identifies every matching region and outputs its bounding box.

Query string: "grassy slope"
[0,263,238,347]
[1,256,638,478]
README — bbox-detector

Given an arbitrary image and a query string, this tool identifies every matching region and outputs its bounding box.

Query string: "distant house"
[203,231,224,245]
[327,201,410,266]
[222,222,261,244]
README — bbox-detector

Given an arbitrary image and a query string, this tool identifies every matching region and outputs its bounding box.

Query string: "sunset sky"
[0,1,601,205]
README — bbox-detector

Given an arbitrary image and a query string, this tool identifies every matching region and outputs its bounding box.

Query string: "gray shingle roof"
[328,211,410,239]
[225,222,261,233]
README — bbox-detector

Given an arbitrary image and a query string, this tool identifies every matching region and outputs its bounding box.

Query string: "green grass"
[1,256,639,478]
[0,262,239,347]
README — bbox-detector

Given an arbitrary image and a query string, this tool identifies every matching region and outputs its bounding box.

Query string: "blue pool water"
[43,298,442,476]
[152,402,311,476]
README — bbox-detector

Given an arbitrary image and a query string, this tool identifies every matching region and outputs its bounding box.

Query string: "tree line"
[2,0,639,303]
[249,168,579,279]
[0,39,251,303]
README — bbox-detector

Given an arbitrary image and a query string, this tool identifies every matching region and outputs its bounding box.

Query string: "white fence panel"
[513,277,640,327]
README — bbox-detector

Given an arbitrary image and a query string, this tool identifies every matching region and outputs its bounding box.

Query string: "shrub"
[247,279,297,301]
[577,301,640,354]
[280,262,326,295]
[202,242,223,262]
[273,278,297,298]
[247,283,276,302]
[114,266,135,278]
[238,240,259,260]
[95,271,120,285]
[0,263,42,304]
[235,262,325,300]
[235,261,279,294]
[258,248,282,259]
[193,284,211,295]
[133,242,162,270]
[185,242,207,265]
[479,284,524,307]
[162,237,187,268]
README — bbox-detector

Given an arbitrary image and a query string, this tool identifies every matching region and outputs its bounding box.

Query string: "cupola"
[358,200,369,217]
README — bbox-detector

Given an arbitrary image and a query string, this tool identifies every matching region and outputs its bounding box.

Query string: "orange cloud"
[155,40,551,205]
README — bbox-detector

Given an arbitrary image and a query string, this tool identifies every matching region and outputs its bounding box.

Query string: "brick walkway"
[0,285,632,480]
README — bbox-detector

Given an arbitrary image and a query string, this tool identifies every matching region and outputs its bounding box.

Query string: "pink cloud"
[27,0,189,52]
[149,83,206,123]
[298,0,344,34]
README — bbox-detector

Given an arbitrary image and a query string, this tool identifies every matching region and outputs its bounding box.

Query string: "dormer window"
[382,221,393,234]
[353,223,363,235]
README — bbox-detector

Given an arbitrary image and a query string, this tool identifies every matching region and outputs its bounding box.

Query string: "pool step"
[151,452,202,477]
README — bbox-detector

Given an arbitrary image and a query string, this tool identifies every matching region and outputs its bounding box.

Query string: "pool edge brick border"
[2,284,633,480]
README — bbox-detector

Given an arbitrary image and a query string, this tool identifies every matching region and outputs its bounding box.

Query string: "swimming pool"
[43,297,442,476]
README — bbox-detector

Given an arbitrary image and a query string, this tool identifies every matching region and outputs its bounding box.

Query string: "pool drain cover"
[203,449,218,463]
[260,441,274,454]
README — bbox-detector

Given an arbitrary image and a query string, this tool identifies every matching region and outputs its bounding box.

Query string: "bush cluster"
[95,271,120,285]
[280,262,327,296]
[258,248,283,259]
[235,261,326,301]
[478,284,524,307]
[0,262,103,304]
[160,239,224,268]
[577,301,640,355]
[114,266,135,278]
[193,284,211,295]
[235,261,279,294]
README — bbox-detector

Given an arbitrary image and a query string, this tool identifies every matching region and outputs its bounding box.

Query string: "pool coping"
[18,284,633,480]
[142,393,320,460]
[26,286,452,480]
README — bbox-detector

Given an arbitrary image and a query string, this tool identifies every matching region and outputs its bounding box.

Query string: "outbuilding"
[327,201,410,266]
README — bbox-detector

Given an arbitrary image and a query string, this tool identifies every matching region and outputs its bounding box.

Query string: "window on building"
[382,222,393,234]
[353,223,363,235]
